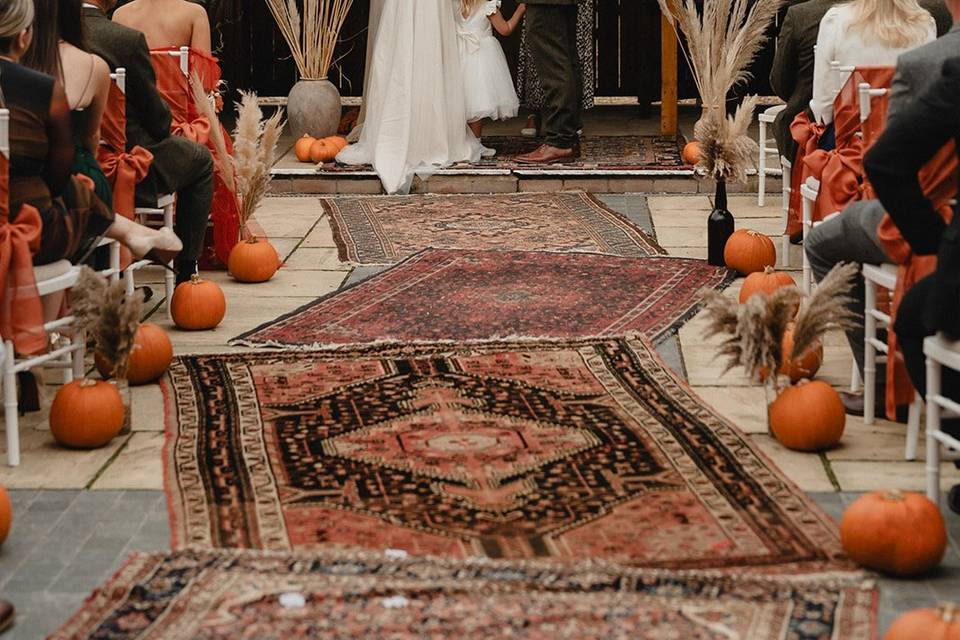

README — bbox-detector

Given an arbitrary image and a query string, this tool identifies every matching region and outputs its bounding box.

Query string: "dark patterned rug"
[164,337,847,574]
[232,250,732,349]
[53,549,875,639]
[324,192,664,264]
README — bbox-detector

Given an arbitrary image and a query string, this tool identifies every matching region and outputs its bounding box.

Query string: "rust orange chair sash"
[96,82,154,219]
[0,154,46,355]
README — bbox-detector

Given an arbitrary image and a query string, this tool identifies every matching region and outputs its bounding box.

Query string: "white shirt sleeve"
[810,8,840,126]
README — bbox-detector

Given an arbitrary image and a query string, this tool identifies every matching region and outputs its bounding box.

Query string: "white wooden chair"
[924,334,960,506]
[780,156,791,268]
[0,110,118,466]
[757,104,786,207]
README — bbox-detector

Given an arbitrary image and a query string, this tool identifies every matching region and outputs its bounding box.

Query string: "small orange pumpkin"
[780,326,823,383]
[682,141,702,165]
[294,135,316,162]
[171,274,226,331]
[768,379,844,451]
[0,486,10,546]
[739,266,797,303]
[885,603,960,640]
[49,379,124,449]
[841,490,946,577]
[724,229,777,275]
[326,135,348,151]
[95,323,173,385]
[228,237,280,283]
[309,138,339,163]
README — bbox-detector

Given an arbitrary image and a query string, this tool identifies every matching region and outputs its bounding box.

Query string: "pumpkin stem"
[81,378,98,388]
[884,489,905,502]
[941,603,958,622]
[190,274,202,284]
[764,266,775,274]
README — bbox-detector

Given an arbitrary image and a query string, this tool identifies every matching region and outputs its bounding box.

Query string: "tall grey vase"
[287,79,341,139]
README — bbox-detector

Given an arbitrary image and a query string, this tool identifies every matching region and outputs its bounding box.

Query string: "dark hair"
[21,0,87,77]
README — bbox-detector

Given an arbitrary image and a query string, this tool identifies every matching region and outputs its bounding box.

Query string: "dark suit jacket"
[769,0,952,160]
[865,57,960,334]
[82,6,172,152]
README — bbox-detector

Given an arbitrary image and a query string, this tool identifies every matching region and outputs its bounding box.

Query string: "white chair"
[799,177,820,294]
[757,104,786,207]
[924,334,960,506]
[111,67,177,318]
[862,263,922,460]
[780,156,791,268]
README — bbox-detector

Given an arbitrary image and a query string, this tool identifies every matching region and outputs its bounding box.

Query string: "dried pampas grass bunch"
[701,263,860,392]
[189,72,235,190]
[233,91,285,238]
[263,0,354,80]
[657,0,784,181]
[70,267,144,379]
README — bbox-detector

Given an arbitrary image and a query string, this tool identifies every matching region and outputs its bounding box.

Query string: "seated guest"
[770,0,950,160]
[810,0,935,148]
[0,0,181,266]
[865,57,960,506]
[112,0,211,53]
[804,0,960,416]
[83,0,213,282]
[23,0,113,207]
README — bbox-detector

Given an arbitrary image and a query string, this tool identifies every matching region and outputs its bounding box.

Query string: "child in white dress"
[455,0,525,157]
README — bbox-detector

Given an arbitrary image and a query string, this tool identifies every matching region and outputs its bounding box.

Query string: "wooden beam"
[660,13,678,136]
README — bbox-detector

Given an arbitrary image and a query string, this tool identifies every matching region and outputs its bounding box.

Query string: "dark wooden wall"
[205,0,775,102]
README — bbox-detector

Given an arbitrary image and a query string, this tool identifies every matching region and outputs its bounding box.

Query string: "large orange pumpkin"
[294,135,316,162]
[841,490,946,577]
[49,379,124,449]
[0,486,10,546]
[326,135,349,151]
[739,266,797,303]
[682,141,701,165]
[95,323,173,385]
[171,275,226,331]
[724,229,777,275]
[228,237,280,283]
[309,138,339,163]
[768,380,844,451]
[885,604,960,640]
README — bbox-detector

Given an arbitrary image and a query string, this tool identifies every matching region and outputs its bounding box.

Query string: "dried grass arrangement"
[71,267,144,380]
[189,73,234,191]
[232,91,285,239]
[263,0,354,80]
[656,0,785,182]
[701,262,860,393]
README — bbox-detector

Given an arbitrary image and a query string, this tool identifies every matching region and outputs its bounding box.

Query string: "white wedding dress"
[337,0,482,194]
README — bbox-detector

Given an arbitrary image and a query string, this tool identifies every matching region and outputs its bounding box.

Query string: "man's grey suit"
[805,23,960,385]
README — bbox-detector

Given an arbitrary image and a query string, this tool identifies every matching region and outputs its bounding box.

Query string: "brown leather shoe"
[0,600,15,634]
[514,144,579,165]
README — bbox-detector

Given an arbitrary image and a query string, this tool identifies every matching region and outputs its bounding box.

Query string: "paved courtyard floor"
[0,192,952,638]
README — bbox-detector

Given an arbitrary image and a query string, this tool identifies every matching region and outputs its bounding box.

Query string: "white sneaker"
[480,145,497,158]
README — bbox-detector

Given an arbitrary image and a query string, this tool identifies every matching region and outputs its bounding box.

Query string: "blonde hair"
[0,0,33,39]
[460,0,486,18]
[846,0,932,48]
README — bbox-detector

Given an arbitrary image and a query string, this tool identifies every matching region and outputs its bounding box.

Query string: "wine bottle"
[707,179,735,266]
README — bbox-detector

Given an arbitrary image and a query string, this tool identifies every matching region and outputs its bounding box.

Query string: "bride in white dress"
[337,0,482,194]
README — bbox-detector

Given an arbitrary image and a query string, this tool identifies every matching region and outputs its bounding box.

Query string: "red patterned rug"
[54,549,875,639]
[232,250,732,349]
[324,192,664,265]
[164,337,847,574]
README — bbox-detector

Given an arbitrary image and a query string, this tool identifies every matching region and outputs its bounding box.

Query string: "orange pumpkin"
[95,323,173,385]
[724,229,777,275]
[326,135,349,151]
[309,138,338,163]
[885,604,960,640]
[294,135,316,162]
[682,141,702,165]
[739,266,797,303]
[768,379,844,451]
[228,237,280,283]
[49,379,124,449]
[171,274,226,331]
[780,326,823,383]
[0,486,10,546]
[841,490,946,577]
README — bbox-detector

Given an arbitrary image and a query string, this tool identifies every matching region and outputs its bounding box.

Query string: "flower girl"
[454,0,525,157]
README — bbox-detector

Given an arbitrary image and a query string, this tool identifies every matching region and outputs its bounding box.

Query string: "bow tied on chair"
[96,144,154,218]
[803,141,866,220]
[171,115,211,145]
[0,203,46,355]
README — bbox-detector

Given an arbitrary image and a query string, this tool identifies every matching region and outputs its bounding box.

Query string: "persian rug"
[231,250,733,349]
[164,337,848,575]
[53,549,876,639]
[323,191,664,264]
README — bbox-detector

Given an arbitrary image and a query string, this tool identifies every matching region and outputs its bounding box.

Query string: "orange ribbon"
[0,204,46,355]
[803,141,866,221]
[171,117,211,145]
[97,145,154,219]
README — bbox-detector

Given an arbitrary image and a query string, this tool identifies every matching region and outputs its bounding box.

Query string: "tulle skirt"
[460,37,519,122]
